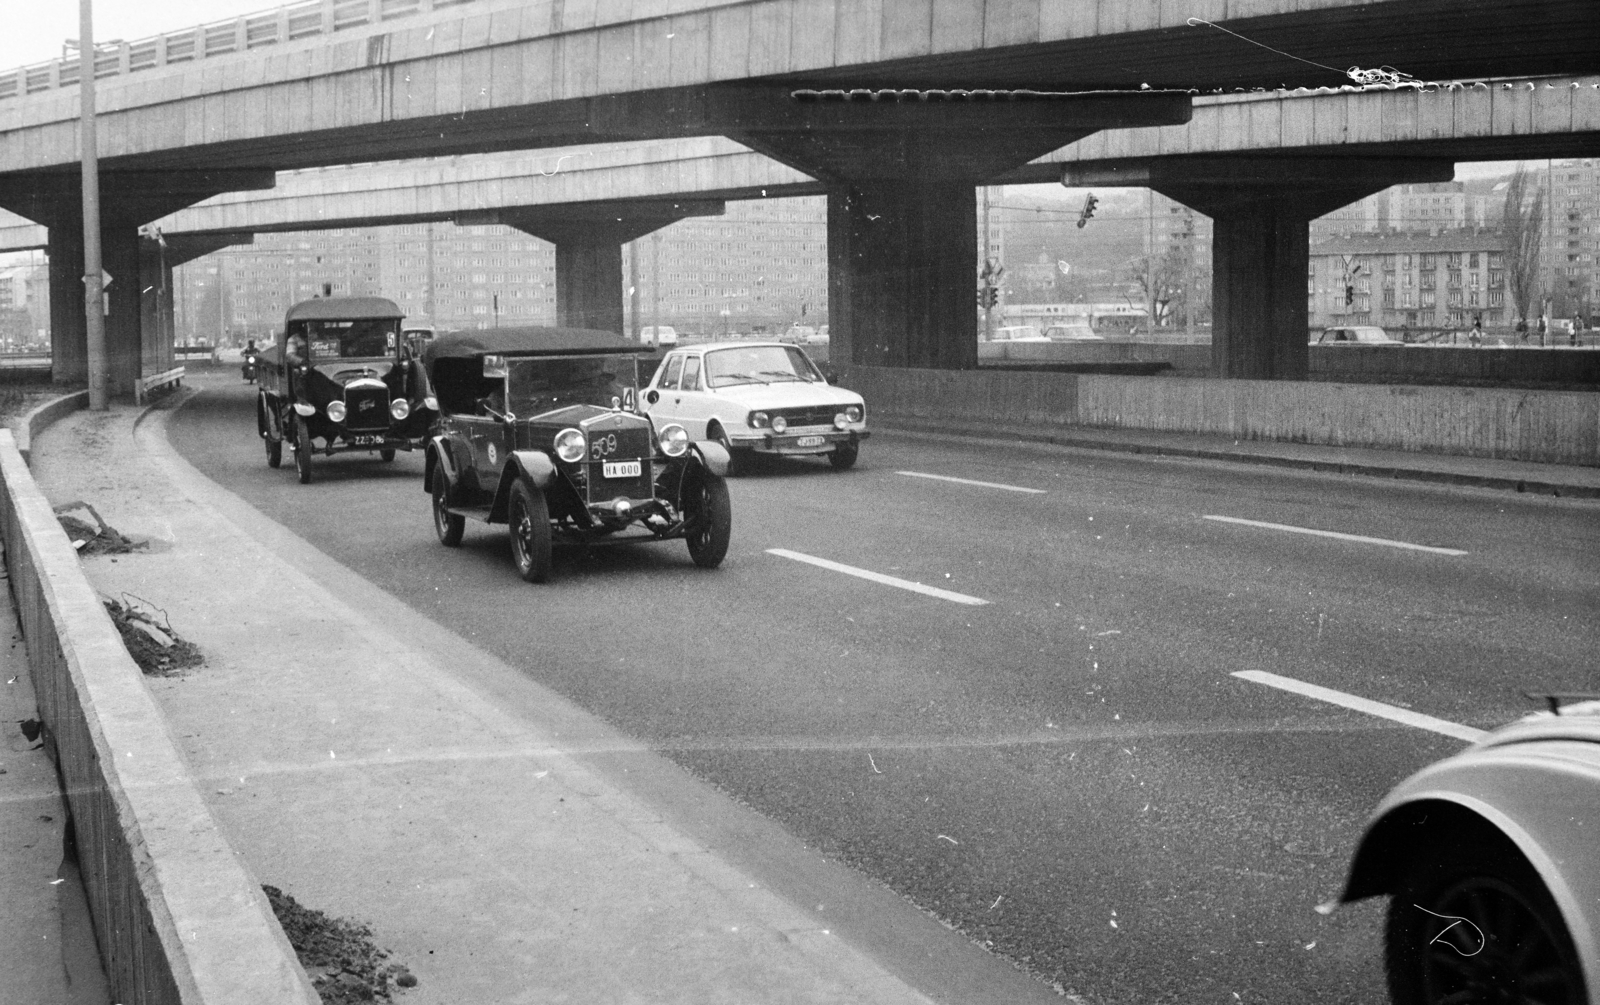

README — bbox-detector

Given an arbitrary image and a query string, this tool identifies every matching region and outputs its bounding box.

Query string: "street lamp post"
[78,0,108,409]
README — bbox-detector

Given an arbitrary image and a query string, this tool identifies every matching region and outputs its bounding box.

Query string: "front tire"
[683,473,731,569]
[265,436,282,469]
[380,448,396,462]
[507,481,552,583]
[829,441,860,470]
[432,467,464,547]
[1385,839,1585,1005]
[293,416,312,484]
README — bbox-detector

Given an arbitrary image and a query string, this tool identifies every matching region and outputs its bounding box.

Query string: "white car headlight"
[326,400,347,422]
[771,415,788,434]
[748,411,770,429]
[390,399,411,420]
[554,427,586,463]
[834,412,849,430]
[657,423,689,457]
[845,405,863,422]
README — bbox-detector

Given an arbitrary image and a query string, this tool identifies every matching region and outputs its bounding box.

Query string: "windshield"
[703,345,822,388]
[302,319,399,360]
[507,355,636,415]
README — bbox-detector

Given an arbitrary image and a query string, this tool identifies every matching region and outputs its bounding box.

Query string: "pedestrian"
[1468,318,1484,347]
[1516,318,1529,343]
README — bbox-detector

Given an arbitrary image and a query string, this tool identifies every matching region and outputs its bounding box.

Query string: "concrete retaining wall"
[0,425,319,1004]
[842,366,1600,467]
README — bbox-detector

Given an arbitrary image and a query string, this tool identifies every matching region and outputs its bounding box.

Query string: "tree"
[1125,237,1210,329]
[1502,166,1545,326]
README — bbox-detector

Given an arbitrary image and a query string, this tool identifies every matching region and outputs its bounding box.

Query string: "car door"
[669,355,717,438]
[646,352,686,422]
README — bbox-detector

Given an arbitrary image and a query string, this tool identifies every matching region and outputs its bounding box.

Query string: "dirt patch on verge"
[102,596,203,676]
[263,885,418,1003]
[54,501,144,555]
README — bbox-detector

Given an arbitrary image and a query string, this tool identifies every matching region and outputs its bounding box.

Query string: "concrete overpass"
[0,0,1592,389]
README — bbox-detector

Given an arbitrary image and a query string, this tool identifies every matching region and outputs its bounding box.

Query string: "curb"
[874,418,1600,500]
[15,389,89,464]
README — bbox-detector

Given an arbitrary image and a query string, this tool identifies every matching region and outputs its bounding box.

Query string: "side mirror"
[646,389,660,405]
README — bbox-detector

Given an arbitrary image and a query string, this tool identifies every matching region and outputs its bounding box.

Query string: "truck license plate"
[795,435,825,447]
[349,434,385,446]
[602,460,641,479]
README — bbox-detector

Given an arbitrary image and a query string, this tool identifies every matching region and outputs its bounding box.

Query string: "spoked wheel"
[1386,843,1586,1005]
[432,467,464,547]
[828,441,859,471]
[683,473,731,569]
[507,481,552,583]
[380,448,396,462]
[293,416,313,484]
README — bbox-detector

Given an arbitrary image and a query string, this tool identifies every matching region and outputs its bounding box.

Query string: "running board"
[447,506,494,524]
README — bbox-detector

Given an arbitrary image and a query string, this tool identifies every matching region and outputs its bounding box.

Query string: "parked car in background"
[1044,324,1105,342]
[1336,694,1599,1004]
[1314,325,1403,345]
[989,325,1052,343]
[422,326,731,582]
[807,325,830,344]
[402,324,436,357]
[642,340,867,473]
[639,325,679,347]
[781,324,817,343]
[256,296,437,484]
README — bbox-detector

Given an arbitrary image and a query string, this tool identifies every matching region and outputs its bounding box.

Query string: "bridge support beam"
[465,201,722,336]
[1065,157,1454,379]
[0,171,272,394]
[730,92,1191,369]
[139,233,255,373]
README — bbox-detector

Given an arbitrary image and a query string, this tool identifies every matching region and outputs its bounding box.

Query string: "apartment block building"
[1310,231,1508,330]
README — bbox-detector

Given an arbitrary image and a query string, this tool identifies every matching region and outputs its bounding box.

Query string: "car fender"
[424,435,458,493]
[690,440,730,478]
[489,451,555,523]
[1340,751,1600,992]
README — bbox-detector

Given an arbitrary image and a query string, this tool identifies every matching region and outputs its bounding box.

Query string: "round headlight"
[554,427,586,463]
[834,412,849,430]
[771,415,788,434]
[749,411,770,429]
[390,399,411,420]
[658,423,689,457]
[325,400,347,423]
[845,405,863,422]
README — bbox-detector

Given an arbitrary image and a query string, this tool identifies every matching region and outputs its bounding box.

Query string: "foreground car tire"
[684,474,731,569]
[293,416,312,484]
[380,448,396,462]
[1385,839,1586,1005]
[828,441,859,471]
[432,468,464,547]
[265,436,282,469]
[507,481,552,583]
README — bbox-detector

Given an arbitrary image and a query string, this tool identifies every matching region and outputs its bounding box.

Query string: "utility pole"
[1145,188,1156,341]
[651,233,662,336]
[424,222,436,325]
[79,0,108,409]
[1184,213,1195,343]
[628,240,641,341]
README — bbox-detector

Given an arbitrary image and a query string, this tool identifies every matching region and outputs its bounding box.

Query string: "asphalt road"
[169,377,1599,1005]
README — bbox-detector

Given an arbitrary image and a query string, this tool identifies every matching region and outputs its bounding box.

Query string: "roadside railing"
[0,0,480,101]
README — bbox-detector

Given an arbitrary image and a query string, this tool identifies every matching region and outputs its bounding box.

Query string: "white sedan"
[642,341,868,472]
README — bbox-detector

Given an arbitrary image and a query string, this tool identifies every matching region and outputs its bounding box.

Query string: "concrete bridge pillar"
[1065,157,1454,379]
[141,233,255,372]
[731,92,1191,369]
[465,201,722,337]
[0,170,271,396]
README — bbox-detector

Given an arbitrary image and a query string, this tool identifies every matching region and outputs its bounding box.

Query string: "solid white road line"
[1233,670,1488,743]
[1204,514,1468,556]
[896,470,1047,495]
[765,548,991,606]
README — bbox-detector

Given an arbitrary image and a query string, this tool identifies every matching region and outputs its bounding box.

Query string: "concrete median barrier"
[842,366,1600,467]
[0,425,319,1005]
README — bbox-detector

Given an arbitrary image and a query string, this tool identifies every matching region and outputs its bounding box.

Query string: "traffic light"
[1345,284,1355,306]
[977,286,998,308]
[1077,193,1098,229]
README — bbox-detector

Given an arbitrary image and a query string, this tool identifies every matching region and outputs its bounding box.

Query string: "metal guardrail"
[0,0,480,101]
[134,366,186,405]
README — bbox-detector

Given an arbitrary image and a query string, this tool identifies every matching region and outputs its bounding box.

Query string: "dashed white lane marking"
[765,549,990,606]
[1204,514,1468,556]
[1233,670,1488,743]
[896,470,1047,494]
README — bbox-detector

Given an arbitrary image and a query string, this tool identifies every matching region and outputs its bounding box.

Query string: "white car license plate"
[602,460,641,479]
[349,434,384,446]
[795,435,826,447]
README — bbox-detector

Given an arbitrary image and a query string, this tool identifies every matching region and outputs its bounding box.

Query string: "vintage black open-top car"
[256,297,437,483]
[422,326,732,582]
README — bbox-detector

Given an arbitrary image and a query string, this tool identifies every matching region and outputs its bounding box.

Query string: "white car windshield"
[704,346,823,388]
